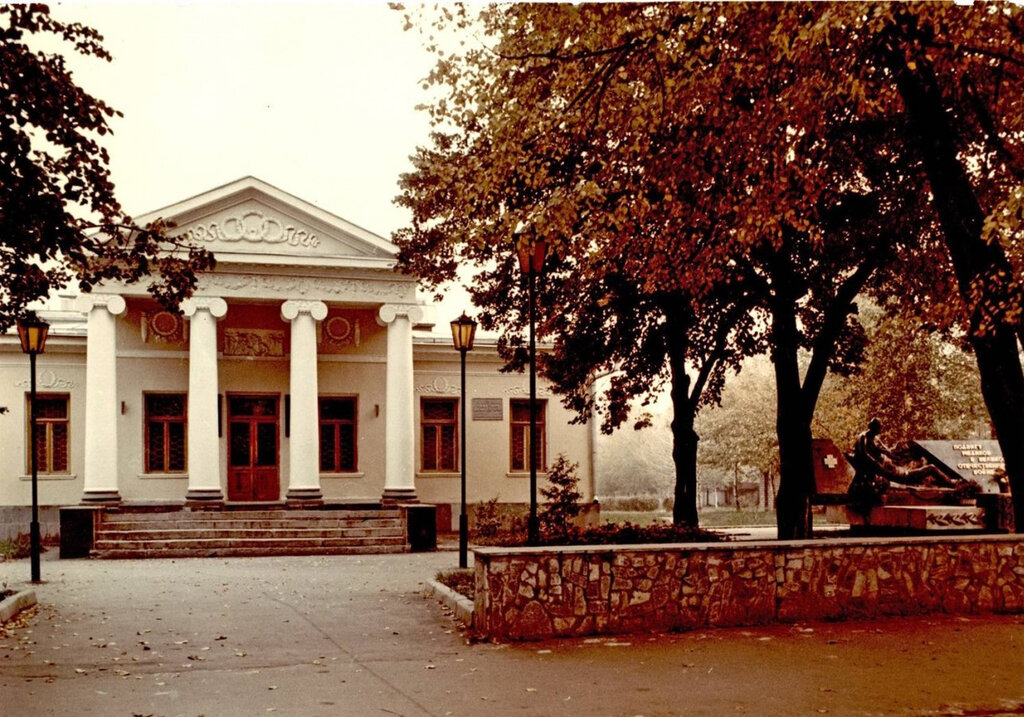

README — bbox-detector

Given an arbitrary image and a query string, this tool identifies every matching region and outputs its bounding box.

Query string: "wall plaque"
[472,398,503,421]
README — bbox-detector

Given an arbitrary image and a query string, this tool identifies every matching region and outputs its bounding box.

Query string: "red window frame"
[421,398,458,472]
[26,393,70,474]
[510,399,546,472]
[319,396,358,472]
[144,393,187,473]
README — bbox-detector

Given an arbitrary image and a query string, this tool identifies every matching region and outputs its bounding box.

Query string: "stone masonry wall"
[473,535,1024,641]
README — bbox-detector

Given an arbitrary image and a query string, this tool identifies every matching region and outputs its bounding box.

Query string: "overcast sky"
[51,2,437,238]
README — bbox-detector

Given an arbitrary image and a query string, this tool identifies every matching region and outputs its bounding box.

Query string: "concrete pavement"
[1,549,1023,717]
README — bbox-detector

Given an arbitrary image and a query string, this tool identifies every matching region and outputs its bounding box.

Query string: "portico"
[72,177,423,507]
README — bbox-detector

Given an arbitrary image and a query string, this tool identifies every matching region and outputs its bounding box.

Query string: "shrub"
[567,522,722,546]
[539,454,583,540]
[473,496,503,540]
[0,534,32,562]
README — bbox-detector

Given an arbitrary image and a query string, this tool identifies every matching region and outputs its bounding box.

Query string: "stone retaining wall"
[473,535,1024,641]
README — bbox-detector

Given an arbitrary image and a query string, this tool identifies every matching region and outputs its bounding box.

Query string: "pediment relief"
[139,178,397,268]
[173,199,391,262]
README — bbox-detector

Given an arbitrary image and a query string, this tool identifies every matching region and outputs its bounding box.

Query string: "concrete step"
[96,518,403,532]
[94,543,409,559]
[94,535,407,550]
[95,526,406,541]
[90,508,412,559]
[100,509,399,523]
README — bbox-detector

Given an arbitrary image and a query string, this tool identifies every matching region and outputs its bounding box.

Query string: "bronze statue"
[847,418,961,515]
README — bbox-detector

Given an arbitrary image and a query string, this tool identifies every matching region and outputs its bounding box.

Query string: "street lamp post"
[17,317,50,584]
[516,236,548,546]
[450,312,477,569]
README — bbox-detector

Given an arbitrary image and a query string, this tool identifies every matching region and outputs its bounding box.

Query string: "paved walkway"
[1,550,1023,717]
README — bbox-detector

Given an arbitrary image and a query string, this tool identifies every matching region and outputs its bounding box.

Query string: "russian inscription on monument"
[912,440,1005,493]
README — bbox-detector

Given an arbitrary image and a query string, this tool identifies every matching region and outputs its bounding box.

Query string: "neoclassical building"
[0,178,594,527]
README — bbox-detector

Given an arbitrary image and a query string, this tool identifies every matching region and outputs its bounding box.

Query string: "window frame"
[144,392,188,474]
[26,393,71,475]
[509,398,547,473]
[420,397,459,473]
[318,395,358,473]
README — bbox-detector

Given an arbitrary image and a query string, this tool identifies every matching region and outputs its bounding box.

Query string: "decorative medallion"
[142,311,186,344]
[15,369,75,389]
[323,316,361,347]
[415,376,459,395]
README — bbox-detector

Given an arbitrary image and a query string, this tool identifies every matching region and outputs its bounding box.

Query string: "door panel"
[227,396,279,501]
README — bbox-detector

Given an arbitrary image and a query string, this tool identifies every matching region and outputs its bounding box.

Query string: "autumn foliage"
[394,3,1024,536]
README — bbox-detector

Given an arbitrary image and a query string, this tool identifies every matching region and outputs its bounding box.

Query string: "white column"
[181,297,228,503]
[76,294,126,503]
[377,304,424,502]
[282,299,328,503]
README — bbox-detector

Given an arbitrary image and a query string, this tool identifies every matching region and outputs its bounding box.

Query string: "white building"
[0,178,594,535]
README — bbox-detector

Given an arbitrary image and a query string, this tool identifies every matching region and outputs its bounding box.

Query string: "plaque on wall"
[472,398,503,421]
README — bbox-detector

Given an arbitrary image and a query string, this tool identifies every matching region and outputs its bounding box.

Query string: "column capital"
[75,293,126,316]
[181,296,228,319]
[377,303,424,326]
[281,299,328,322]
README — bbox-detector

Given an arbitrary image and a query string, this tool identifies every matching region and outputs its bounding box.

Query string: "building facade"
[0,178,594,526]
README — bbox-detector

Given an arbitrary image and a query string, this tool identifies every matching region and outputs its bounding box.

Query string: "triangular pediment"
[135,177,397,269]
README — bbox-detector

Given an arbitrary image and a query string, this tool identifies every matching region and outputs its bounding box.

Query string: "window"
[510,399,546,472]
[421,398,457,472]
[27,394,70,474]
[145,393,187,473]
[319,397,357,472]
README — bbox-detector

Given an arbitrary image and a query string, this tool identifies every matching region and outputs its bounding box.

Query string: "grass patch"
[436,568,474,601]
[700,510,778,527]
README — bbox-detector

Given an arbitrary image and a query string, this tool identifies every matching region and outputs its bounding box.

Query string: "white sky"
[47,2,477,322]
[50,2,436,238]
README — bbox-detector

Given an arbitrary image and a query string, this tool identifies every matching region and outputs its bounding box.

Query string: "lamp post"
[450,312,477,569]
[516,235,548,546]
[17,317,50,584]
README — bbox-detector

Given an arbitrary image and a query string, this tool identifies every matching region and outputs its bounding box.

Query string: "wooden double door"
[227,395,280,502]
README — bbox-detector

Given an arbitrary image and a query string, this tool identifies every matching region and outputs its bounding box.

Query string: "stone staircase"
[91,507,409,558]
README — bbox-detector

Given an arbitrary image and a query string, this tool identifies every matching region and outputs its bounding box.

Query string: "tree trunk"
[767,243,816,539]
[774,404,815,540]
[671,417,700,527]
[888,38,1024,530]
[668,342,699,527]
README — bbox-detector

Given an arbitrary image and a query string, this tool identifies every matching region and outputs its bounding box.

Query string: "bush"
[555,522,722,546]
[538,455,583,540]
[0,534,32,562]
[472,520,722,548]
[473,496,504,540]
